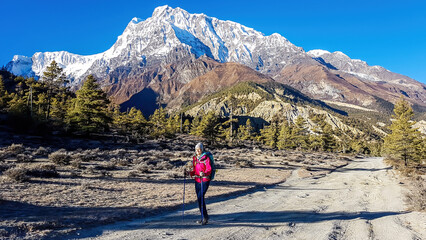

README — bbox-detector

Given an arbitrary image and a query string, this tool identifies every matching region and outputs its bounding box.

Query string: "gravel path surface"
[75,157,425,240]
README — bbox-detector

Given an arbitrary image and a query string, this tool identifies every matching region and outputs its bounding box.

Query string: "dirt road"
[76,157,425,240]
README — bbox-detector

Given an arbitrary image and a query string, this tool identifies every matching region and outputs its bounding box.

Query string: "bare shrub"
[49,150,71,165]
[133,156,149,165]
[4,167,29,182]
[70,170,80,177]
[0,162,13,173]
[156,161,174,170]
[162,150,174,159]
[173,152,186,158]
[79,180,91,190]
[7,144,25,155]
[138,150,147,156]
[71,152,83,161]
[127,149,138,155]
[0,150,9,161]
[96,162,116,171]
[33,146,50,156]
[303,159,316,165]
[16,153,34,163]
[128,171,139,178]
[235,159,254,168]
[80,153,99,162]
[167,172,180,179]
[84,166,96,175]
[111,148,127,157]
[100,170,112,178]
[280,161,289,166]
[91,148,101,154]
[129,154,137,162]
[27,164,59,178]
[136,163,150,173]
[19,220,60,232]
[0,229,8,238]
[115,158,130,167]
[71,160,83,169]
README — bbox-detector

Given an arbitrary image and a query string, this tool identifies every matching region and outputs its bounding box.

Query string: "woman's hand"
[199,171,205,177]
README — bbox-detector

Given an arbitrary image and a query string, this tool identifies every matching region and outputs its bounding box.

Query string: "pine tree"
[183,119,191,133]
[350,134,368,154]
[384,97,424,165]
[238,119,255,141]
[50,91,72,124]
[190,116,201,135]
[321,123,337,152]
[8,93,29,115]
[277,119,293,150]
[34,92,49,119]
[261,116,280,148]
[128,107,147,132]
[292,116,308,150]
[67,75,111,133]
[226,94,237,140]
[222,117,238,141]
[41,61,68,120]
[124,107,147,141]
[149,107,168,138]
[0,75,8,109]
[166,114,180,134]
[197,111,221,144]
[309,124,323,151]
[112,106,127,134]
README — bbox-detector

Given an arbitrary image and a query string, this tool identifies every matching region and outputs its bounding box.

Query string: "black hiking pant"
[195,180,210,220]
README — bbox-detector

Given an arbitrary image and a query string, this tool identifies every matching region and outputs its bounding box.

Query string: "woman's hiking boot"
[196,218,208,225]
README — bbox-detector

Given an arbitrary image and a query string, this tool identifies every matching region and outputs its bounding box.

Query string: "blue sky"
[1,0,426,84]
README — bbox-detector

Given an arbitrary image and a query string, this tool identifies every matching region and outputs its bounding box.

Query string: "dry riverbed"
[0,134,349,240]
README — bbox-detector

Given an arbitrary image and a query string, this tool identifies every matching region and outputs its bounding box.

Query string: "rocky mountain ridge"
[183,81,365,135]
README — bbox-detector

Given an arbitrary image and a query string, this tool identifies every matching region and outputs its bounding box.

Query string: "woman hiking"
[189,142,211,225]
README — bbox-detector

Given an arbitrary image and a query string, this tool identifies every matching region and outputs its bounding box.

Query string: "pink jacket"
[190,154,212,183]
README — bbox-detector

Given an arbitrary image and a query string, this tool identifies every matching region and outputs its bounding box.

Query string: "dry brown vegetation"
[385,158,426,212]
[0,131,352,240]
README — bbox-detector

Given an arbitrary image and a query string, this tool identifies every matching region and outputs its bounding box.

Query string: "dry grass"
[49,150,71,165]
[6,143,25,155]
[406,176,426,211]
[16,153,34,163]
[4,167,29,182]
[385,158,426,212]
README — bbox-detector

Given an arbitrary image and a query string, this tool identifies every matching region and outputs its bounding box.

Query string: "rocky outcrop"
[185,82,362,135]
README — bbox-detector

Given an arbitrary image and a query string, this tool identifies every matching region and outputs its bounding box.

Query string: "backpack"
[196,151,216,180]
[205,151,216,180]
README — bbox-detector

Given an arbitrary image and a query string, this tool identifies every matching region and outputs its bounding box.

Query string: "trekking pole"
[182,170,186,222]
[201,173,204,224]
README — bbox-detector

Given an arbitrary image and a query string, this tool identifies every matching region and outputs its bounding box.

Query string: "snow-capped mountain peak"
[6,5,305,85]
[307,48,419,86]
[307,49,330,58]
[130,17,143,24]
[152,5,174,18]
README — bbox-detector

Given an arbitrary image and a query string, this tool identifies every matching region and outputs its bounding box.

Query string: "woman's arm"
[189,156,196,177]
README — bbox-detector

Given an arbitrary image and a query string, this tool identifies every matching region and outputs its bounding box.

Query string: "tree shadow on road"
[132,210,406,230]
[335,167,392,172]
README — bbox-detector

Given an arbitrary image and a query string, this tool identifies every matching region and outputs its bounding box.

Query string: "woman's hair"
[195,142,204,152]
